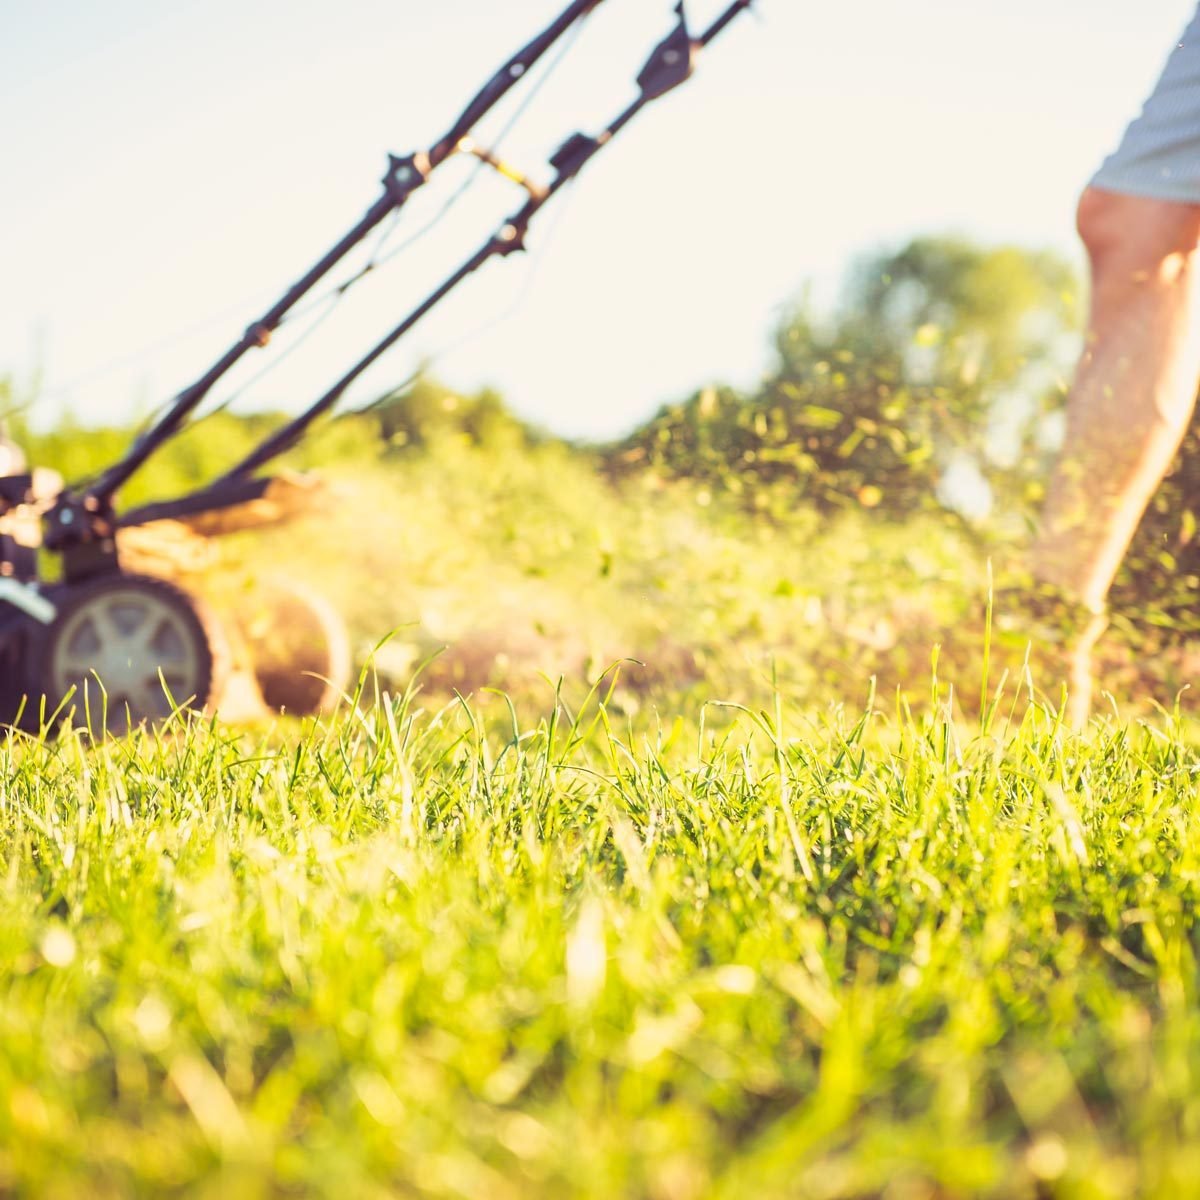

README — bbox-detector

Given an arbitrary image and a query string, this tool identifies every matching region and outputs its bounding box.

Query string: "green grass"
[4,678,1200,1198]
[9,406,1200,1196]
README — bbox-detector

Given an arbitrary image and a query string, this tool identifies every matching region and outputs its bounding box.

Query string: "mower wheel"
[37,573,225,733]
[232,577,351,715]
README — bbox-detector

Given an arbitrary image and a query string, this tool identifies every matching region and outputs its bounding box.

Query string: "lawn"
[3,676,1200,1197]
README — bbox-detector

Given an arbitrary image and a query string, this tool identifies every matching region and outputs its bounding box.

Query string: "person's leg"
[1030,189,1200,612]
[1013,4,1200,723]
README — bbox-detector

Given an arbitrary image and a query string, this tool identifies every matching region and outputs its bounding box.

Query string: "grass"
[4,674,1200,1198]
[8,413,1200,1196]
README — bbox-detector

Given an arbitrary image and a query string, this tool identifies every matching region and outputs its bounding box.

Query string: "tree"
[373,377,539,453]
[609,237,1080,518]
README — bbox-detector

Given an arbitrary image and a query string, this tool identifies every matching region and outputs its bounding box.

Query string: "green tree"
[374,378,540,453]
[610,237,1079,518]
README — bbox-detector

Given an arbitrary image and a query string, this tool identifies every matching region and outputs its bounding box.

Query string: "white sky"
[1,0,1194,439]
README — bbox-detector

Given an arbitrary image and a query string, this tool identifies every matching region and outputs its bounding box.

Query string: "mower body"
[0,448,348,732]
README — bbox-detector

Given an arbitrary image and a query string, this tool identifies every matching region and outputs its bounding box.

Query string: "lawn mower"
[0,0,753,732]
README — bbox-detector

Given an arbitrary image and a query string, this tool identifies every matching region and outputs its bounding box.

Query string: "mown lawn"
[2,679,1200,1199]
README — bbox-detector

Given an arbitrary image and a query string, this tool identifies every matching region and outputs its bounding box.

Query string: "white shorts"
[1093,5,1200,204]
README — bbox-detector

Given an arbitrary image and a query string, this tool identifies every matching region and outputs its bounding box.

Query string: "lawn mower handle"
[215,0,756,482]
[40,0,755,581]
[67,0,609,516]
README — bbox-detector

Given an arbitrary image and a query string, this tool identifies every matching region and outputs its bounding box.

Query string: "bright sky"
[1,0,1194,440]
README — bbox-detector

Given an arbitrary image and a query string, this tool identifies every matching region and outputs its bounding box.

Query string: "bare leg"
[1027,189,1200,724]
[1032,188,1200,610]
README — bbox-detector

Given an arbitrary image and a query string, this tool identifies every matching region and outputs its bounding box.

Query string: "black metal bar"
[216,242,505,480]
[86,197,396,504]
[117,476,276,528]
[82,0,607,508]
[432,0,603,161]
[215,0,753,484]
[700,0,753,46]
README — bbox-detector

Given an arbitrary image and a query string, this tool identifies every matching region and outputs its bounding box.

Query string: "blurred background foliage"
[6,234,1083,527]
[606,237,1079,521]
[9,232,1200,708]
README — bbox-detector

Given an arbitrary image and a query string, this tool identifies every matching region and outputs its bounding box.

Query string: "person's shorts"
[1093,4,1200,203]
